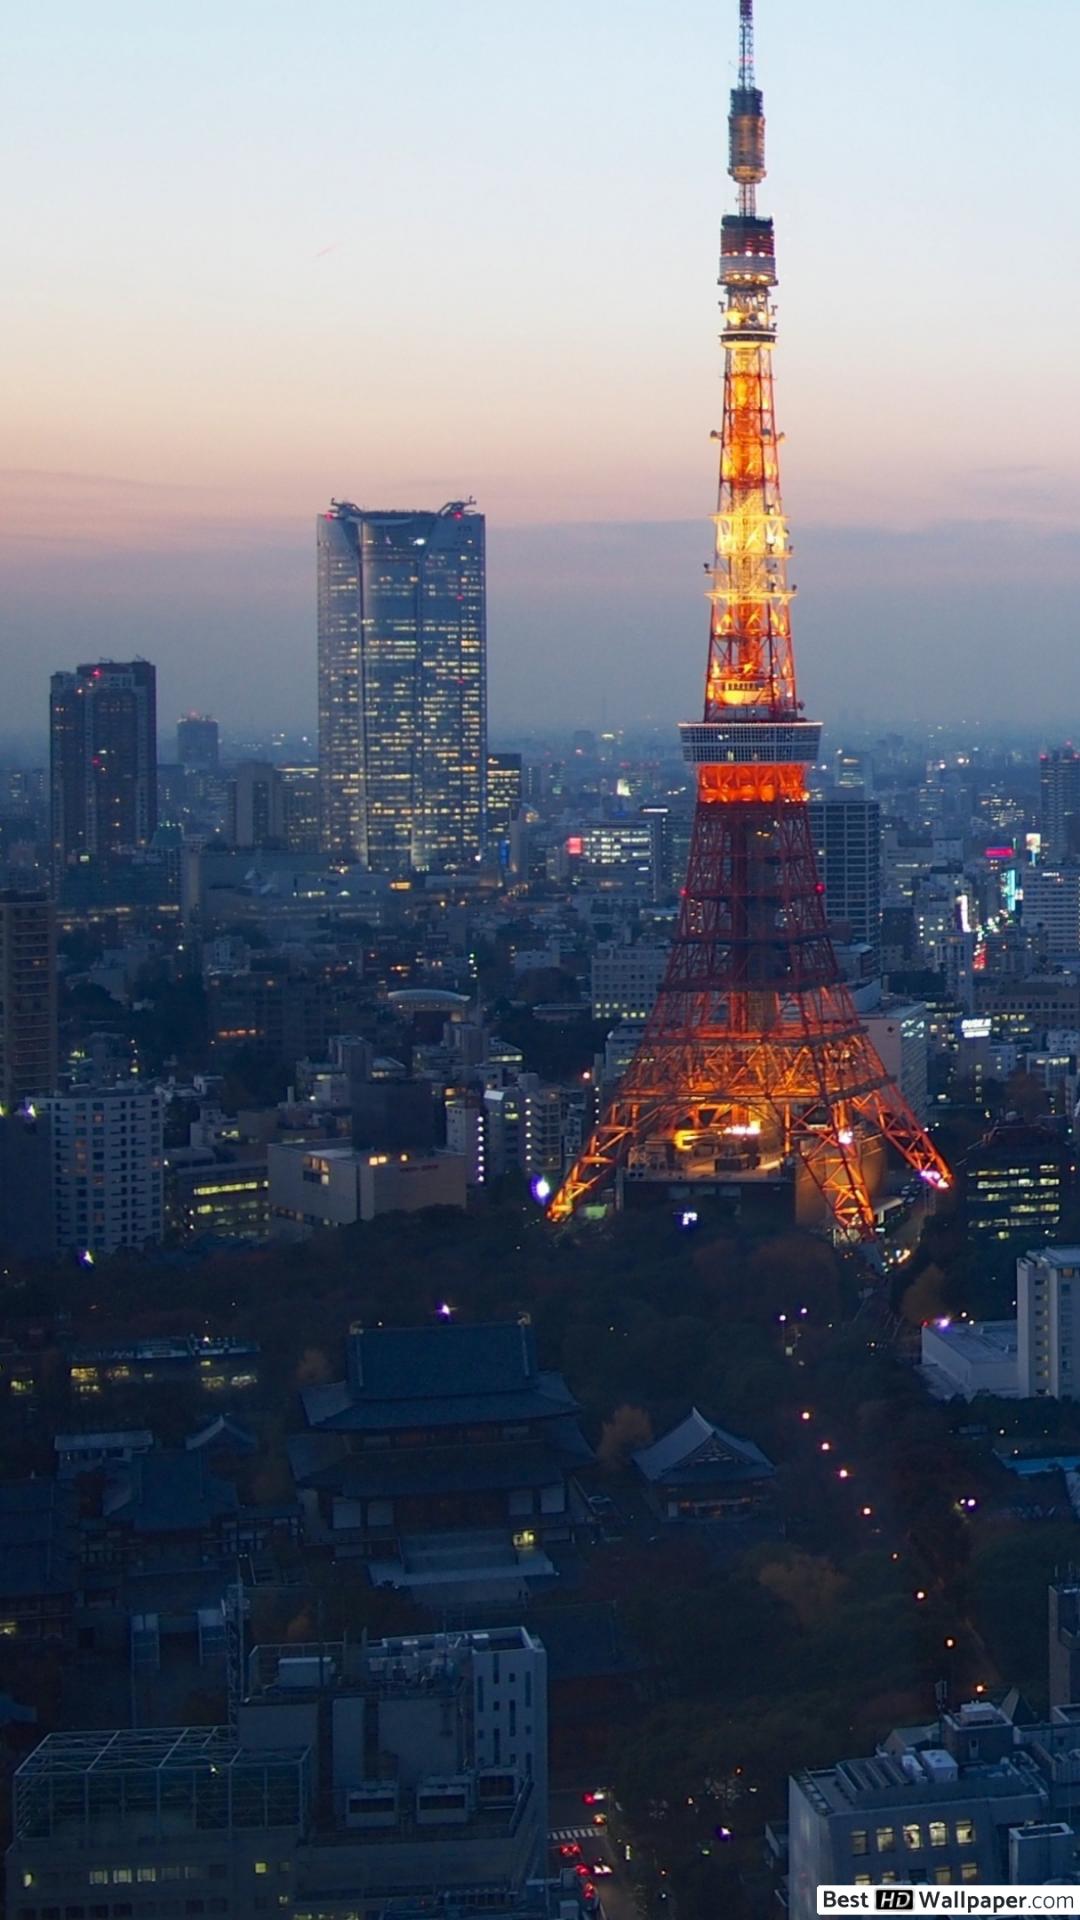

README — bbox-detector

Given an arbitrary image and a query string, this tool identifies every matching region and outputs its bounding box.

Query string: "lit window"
[935,1869,952,1884]
[903,1824,922,1850]
[876,1827,895,1852]
[850,1831,868,1857]
[956,1819,976,1846]
[962,1865,978,1882]
[254,1864,269,1876]
[929,1821,947,1848]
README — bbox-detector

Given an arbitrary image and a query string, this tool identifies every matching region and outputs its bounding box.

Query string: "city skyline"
[5,1,1080,736]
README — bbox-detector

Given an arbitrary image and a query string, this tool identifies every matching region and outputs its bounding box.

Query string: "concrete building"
[226,760,287,847]
[964,1123,1069,1246]
[919,1319,1019,1401]
[7,1727,311,1919]
[166,1158,270,1241]
[176,712,219,771]
[269,1143,466,1235]
[788,1702,1068,1917]
[863,1001,929,1121]
[0,890,57,1109]
[1040,747,1080,861]
[591,943,668,1025]
[809,796,881,963]
[1023,864,1080,958]
[41,1085,164,1257]
[1017,1247,1080,1399]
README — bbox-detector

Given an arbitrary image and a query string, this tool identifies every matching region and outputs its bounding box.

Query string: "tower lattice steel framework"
[550,0,950,1241]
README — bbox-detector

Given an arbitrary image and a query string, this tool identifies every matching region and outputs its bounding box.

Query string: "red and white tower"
[551,0,950,1241]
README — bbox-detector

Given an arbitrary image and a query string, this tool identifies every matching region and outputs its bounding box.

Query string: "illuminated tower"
[551,0,950,1240]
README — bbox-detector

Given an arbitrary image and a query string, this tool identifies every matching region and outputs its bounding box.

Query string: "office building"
[1017,1246,1080,1398]
[1040,747,1080,861]
[268,1143,466,1234]
[176,711,220,771]
[166,1159,270,1240]
[591,943,669,1025]
[279,763,322,852]
[317,500,486,874]
[488,750,523,839]
[41,1085,164,1256]
[809,797,881,961]
[0,890,57,1108]
[788,1701,1071,1917]
[50,660,157,874]
[7,1728,310,1919]
[226,761,287,847]
[964,1123,1069,1246]
[1023,864,1080,958]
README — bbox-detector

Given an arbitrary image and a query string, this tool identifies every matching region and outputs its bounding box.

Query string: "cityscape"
[6,3,1080,1918]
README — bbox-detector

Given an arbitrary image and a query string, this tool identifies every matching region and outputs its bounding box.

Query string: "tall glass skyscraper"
[317,501,486,874]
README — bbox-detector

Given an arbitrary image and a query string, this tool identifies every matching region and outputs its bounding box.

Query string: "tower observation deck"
[550,0,950,1241]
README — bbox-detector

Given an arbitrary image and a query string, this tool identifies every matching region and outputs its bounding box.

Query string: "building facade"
[41,1085,165,1256]
[1040,747,1080,861]
[1017,1246,1080,1399]
[50,660,158,875]
[176,712,220,771]
[317,501,486,874]
[0,890,57,1108]
[809,797,882,964]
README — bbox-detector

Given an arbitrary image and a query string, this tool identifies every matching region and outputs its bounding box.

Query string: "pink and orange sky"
[3,0,1080,739]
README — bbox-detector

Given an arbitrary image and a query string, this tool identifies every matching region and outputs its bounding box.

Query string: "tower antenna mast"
[550,0,951,1242]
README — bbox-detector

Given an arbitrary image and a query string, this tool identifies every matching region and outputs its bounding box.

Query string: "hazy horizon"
[5,0,1080,738]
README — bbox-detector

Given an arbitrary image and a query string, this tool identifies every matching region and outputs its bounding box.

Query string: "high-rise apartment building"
[176,711,219,771]
[317,500,486,874]
[50,661,157,874]
[1040,747,1080,861]
[809,797,882,963]
[1017,1246,1080,1398]
[0,890,57,1108]
[41,1085,164,1257]
[1023,864,1080,958]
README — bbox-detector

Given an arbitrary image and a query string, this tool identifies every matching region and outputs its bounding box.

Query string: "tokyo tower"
[550,0,950,1241]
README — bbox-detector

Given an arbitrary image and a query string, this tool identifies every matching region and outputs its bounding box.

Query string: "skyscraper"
[176,711,219,771]
[0,890,57,1108]
[809,796,882,964]
[50,660,157,875]
[317,500,486,874]
[1039,747,1080,860]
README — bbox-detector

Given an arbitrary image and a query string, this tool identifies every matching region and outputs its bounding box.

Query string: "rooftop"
[632,1407,774,1486]
[303,1323,580,1434]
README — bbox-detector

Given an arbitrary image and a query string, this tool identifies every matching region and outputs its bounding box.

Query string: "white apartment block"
[1017,1246,1080,1399]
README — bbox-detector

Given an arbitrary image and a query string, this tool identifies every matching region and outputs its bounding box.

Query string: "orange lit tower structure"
[551,0,950,1240]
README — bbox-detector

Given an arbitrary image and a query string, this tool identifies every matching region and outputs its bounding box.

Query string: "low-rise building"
[788,1703,1062,1918]
[268,1144,467,1235]
[919,1319,1019,1401]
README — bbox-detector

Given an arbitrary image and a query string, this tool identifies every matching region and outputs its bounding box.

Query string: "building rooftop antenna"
[739,0,755,89]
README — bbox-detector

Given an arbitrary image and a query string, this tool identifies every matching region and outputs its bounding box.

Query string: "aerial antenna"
[739,0,755,89]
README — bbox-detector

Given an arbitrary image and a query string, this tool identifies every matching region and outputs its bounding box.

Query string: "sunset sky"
[3,0,1079,741]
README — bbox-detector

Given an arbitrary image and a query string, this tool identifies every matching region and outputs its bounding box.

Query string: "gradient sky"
[3,0,1080,743]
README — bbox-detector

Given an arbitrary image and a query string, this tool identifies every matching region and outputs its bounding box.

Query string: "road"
[549,1786,639,1920]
